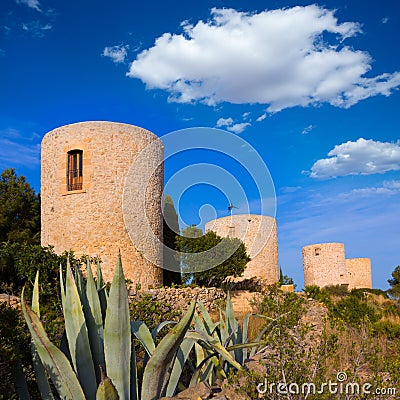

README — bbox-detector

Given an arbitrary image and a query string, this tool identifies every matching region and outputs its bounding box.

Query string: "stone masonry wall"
[303,243,347,288]
[205,214,278,284]
[129,286,226,314]
[41,121,163,288]
[346,258,372,289]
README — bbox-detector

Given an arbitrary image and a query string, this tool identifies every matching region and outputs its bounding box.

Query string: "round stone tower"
[346,258,372,289]
[205,214,278,283]
[302,243,347,288]
[41,121,163,287]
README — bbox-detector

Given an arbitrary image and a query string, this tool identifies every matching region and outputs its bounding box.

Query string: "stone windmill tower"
[41,121,163,287]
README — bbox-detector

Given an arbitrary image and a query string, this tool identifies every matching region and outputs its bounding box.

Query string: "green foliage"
[248,286,338,400]
[372,320,400,339]
[129,293,181,331]
[0,302,39,399]
[255,283,305,329]
[0,168,40,244]
[329,295,381,326]
[176,225,250,287]
[278,266,294,285]
[323,284,350,297]
[388,265,400,300]
[350,287,389,299]
[162,195,181,286]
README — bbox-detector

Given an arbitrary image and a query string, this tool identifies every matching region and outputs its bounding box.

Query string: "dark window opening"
[67,150,83,191]
[314,247,321,256]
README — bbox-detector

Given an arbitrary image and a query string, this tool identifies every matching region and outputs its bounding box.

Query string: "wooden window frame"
[67,150,83,191]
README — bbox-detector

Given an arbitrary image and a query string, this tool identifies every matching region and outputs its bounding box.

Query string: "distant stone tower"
[346,258,372,289]
[302,243,347,288]
[303,243,372,289]
[41,121,163,287]
[205,214,278,283]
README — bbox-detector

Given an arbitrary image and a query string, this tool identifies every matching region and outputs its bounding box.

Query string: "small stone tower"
[346,258,372,289]
[303,243,372,289]
[41,121,163,287]
[302,243,347,288]
[205,214,278,283]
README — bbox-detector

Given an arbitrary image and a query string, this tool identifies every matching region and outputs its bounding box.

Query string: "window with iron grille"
[67,150,83,191]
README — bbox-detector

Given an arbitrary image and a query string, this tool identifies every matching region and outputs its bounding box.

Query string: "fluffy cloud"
[103,45,129,64]
[216,117,251,133]
[16,0,41,12]
[310,138,400,178]
[127,6,400,111]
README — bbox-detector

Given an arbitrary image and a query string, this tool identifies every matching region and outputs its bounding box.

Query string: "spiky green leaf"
[85,259,105,383]
[104,253,131,400]
[21,288,86,400]
[141,300,196,400]
[64,261,97,399]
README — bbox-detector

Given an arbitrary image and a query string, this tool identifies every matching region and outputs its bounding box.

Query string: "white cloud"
[301,124,314,135]
[256,113,267,122]
[103,45,129,64]
[127,6,400,111]
[216,117,250,133]
[340,180,400,197]
[310,138,400,179]
[382,17,389,24]
[16,0,41,12]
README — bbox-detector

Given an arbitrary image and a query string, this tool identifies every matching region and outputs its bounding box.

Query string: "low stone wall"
[129,286,226,314]
[0,294,21,308]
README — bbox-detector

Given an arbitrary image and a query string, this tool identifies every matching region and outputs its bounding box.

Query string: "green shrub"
[329,296,381,326]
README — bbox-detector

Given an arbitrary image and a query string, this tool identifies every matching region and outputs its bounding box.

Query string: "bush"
[329,296,381,326]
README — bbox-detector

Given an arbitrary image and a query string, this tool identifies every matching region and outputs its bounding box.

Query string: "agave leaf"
[32,271,40,316]
[31,342,54,400]
[185,331,242,371]
[74,264,86,305]
[96,367,119,400]
[243,313,271,359]
[197,301,219,335]
[224,292,242,362]
[131,321,155,358]
[14,357,31,400]
[165,337,196,397]
[59,264,66,312]
[104,253,131,400]
[141,300,196,400]
[189,352,222,387]
[59,330,72,363]
[194,341,205,368]
[64,261,97,399]
[85,259,105,383]
[151,320,177,340]
[21,288,86,400]
[219,309,229,349]
[130,339,139,400]
[29,273,55,399]
[96,259,107,320]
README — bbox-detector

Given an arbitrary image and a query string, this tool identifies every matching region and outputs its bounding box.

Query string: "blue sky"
[1,0,399,289]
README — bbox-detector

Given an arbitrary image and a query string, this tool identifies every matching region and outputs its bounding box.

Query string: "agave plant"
[150,293,272,392]
[21,255,198,400]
